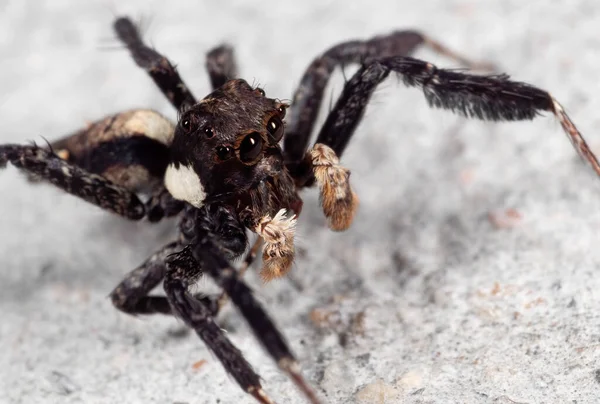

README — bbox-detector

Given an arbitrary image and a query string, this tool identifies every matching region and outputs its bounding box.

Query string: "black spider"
[1,16,599,404]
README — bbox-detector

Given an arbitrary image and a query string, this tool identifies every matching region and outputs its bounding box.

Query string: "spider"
[1,15,599,404]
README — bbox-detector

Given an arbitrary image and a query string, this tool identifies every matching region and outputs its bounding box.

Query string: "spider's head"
[164,79,288,207]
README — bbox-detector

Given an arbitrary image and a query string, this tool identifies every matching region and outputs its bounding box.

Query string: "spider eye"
[255,88,265,96]
[238,132,263,163]
[216,145,233,161]
[277,105,287,118]
[180,115,197,134]
[181,119,191,133]
[266,116,284,142]
[204,127,214,138]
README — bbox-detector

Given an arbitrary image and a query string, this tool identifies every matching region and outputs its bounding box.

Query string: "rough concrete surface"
[1,1,600,403]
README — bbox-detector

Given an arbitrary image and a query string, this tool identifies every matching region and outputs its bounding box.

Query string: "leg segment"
[309,56,600,177]
[206,44,238,90]
[1,144,146,220]
[310,144,358,231]
[283,31,491,164]
[191,231,322,404]
[114,17,197,111]
[110,242,181,315]
[215,237,263,311]
[163,246,275,404]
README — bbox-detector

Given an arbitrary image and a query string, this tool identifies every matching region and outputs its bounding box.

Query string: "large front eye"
[238,132,263,163]
[266,115,284,142]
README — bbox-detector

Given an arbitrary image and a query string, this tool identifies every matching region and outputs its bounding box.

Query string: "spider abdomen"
[51,109,174,193]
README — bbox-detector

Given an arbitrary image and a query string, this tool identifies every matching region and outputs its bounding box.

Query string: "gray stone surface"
[1,1,600,403]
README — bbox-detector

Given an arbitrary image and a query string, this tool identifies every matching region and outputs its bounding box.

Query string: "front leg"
[1,144,146,220]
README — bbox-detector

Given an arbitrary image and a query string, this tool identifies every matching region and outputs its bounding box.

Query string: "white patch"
[164,164,206,208]
[125,110,175,145]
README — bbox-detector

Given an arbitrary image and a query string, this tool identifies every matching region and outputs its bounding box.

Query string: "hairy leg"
[112,204,250,317]
[163,246,275,404]
[283,30,491,164]
[110,242,181,315]
[0,144,146,220]
[316,56,600,175]
[289,56,600,188]
[287,56,600,231]
[114,17,197,111]
[191,230,322,404]
[214,237,263,311]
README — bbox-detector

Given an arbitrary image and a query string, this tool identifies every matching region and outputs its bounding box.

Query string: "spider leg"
[206,44,238,90]
[164,246,276,404]
[214,237,263,312]
[113,17,197,111]
[308,56,600,177]
[1,109,187,221]
[111,241,180,315]
[191,230,322,404]
[288,56,600,231]
[283,30,491,164]
[0,144,146,220]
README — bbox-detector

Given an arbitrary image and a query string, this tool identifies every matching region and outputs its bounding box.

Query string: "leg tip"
[326,190,359,232]
[248,386,276,404]
[260,249,294,282]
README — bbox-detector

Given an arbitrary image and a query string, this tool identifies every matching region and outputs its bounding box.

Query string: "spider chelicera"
[1,16,599,404]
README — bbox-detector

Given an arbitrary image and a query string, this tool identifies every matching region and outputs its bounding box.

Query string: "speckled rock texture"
[1,1,600,403]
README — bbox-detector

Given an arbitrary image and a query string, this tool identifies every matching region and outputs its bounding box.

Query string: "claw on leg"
[254,209,297,282]
[248,386,277,404]
[310,143,359,231]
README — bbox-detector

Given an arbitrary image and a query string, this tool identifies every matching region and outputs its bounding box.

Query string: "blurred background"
[1,1,600,403]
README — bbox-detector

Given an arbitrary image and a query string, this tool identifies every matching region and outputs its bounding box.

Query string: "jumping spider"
[2,16,599,404]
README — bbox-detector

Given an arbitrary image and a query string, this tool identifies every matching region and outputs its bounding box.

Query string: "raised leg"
[114,17,197,111]
[1,144,146,220]
[318,56,600,176]
[163,246,275,404]
[283,30,492,164]
[191,230,322,404]
[206,44,238,90]
[289,56,600,187]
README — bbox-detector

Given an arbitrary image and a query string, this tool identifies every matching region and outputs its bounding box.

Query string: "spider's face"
[164,79,288,207]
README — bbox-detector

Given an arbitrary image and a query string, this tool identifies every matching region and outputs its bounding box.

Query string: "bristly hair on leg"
[113,17,197,112]
[315,55,600,178]
[383,57,600,176]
